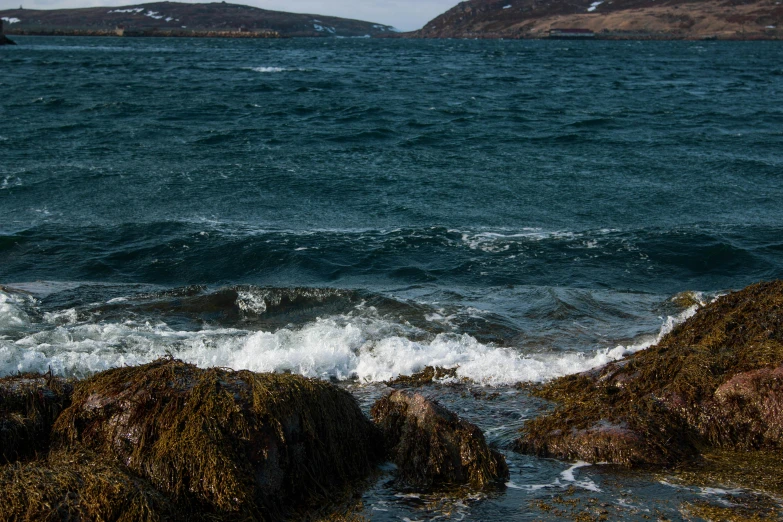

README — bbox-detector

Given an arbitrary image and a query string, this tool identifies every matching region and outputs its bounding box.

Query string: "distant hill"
[0,1,397,38]
[408,0,782,39]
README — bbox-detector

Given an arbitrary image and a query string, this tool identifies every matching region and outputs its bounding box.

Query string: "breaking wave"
[0,286,701,385]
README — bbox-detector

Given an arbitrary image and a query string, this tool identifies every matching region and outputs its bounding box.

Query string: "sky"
[0,0,458,31]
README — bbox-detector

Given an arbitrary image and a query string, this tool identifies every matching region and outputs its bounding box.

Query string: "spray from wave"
[0,287,704,385]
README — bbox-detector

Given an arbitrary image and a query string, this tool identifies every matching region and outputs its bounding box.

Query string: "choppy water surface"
[2,36,783,519]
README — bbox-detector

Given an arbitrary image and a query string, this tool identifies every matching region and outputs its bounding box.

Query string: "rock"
[517,280,783,468]
[0,35,15,45]
[386,366,459,387]
[0,373,73,463]
[0,447,179,522]
[371,390,508,489]
[52,358,382,519]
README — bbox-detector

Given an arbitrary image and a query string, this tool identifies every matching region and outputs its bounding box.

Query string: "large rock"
[0,447,178,522]
[371,390,508,489]
[52,358,381,519]
[517,280,783,467]
[0,373,73,463]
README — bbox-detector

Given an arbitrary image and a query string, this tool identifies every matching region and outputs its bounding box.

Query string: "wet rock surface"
[50,358,381,520]
[371,390,508,489]
[385,366,459,387]
[517,280,783,469]
[0,373,73,463]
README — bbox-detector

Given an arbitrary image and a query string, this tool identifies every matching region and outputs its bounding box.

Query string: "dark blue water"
[1,36,782,519]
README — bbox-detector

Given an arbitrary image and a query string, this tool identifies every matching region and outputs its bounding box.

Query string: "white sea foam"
[245,66,303,73]
[514,461,600,492]
[43,309,78,326]
[561,461,600,492]
[0,291,30,330]
[0,297,698,383]
[456,228,601,252]
[607,299,703,359]
[1,175,22,190]
[236,290,268,314]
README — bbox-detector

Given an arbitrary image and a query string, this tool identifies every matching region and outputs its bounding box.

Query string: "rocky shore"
[516,280,783,467]
[2,280,782,519]
[0,358,505,520]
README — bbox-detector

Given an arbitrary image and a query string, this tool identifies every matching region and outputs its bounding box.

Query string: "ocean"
[2,36,783,519]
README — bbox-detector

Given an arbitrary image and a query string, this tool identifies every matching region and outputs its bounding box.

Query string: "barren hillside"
[0,2,396,38]
[411,0,782,39]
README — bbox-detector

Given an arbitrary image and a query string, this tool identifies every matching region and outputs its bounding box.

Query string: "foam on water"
[0,295,698,384]
[0,291,31,331]
[245,67,300,73]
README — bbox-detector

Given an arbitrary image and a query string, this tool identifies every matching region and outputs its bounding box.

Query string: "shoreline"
[5,28,281,38]
[1,281,783,519]
[5,30,781,40]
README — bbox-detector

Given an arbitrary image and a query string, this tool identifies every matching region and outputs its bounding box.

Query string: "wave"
[0,285,701,385]
[1,223,781,295]
[243,66,309,73]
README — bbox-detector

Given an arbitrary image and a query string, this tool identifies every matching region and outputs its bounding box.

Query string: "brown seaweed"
[0,447,179,522]
[0,372,73,464]
[51,358,382,520]
[517,280,783,471]
[371,390,508,489]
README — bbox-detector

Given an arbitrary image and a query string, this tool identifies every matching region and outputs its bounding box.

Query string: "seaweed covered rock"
[371,390,508,489]
[0,447,178,522]
[517,280,783,467]
[52,358,381,520]
[1,373,73,463]
[386,366,459,387]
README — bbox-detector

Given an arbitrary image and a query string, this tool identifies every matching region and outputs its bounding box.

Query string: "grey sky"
[0,0,457,31]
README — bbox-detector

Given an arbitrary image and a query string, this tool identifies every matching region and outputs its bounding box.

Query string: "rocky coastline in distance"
[393,0,783,40]
[2,280,783,519]
[0,1,395,39]
[2,0,780,41]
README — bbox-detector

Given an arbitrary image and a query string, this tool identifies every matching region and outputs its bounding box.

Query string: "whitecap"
[0,301,698,384]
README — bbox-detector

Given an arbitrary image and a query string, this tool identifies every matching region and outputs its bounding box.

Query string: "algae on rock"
[517,280,783,469]
[0,373,73,464]
[0,447,179,522]
[372,390,508,489]
[52,358,382,520]
[385,366,459,387]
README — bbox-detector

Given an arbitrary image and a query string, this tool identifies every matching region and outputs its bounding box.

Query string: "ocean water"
[2,36,783,519]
